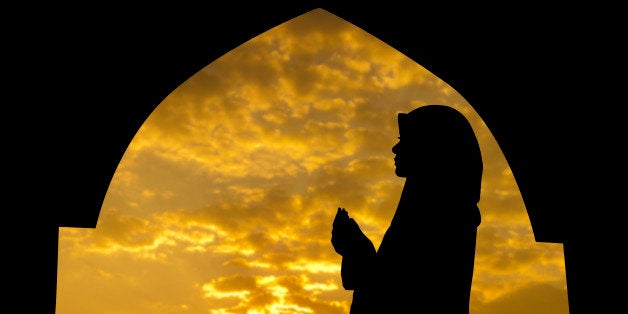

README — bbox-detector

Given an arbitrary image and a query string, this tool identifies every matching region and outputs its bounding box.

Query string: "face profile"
[392,138,406,177]
[392,105,481,182]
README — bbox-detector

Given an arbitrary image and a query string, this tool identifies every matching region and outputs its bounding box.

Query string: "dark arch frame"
[11,2,619,313]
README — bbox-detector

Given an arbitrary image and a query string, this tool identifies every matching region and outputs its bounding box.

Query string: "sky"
[56,8,569,314]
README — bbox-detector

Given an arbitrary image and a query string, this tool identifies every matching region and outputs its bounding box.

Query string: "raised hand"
[333,207,350,229]
[331,207,352,255]
[332,207,371,257]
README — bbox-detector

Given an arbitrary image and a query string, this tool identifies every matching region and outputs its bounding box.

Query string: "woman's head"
[392,105,482,185]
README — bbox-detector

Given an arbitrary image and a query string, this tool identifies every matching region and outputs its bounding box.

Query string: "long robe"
[346,182,481,313]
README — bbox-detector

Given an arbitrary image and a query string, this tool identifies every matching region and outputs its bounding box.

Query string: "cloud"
[472,283,569,314]
[201,274,348,313]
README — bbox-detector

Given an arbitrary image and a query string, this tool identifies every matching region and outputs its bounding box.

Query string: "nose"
[392,142,400,154]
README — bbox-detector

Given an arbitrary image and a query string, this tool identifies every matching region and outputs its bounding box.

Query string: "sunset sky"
[56,8,569,314]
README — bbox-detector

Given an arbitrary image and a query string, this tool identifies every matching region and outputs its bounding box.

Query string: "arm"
[331,207,376,290]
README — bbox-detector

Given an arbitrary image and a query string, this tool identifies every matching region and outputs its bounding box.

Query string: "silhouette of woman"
[332,105,483,313]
